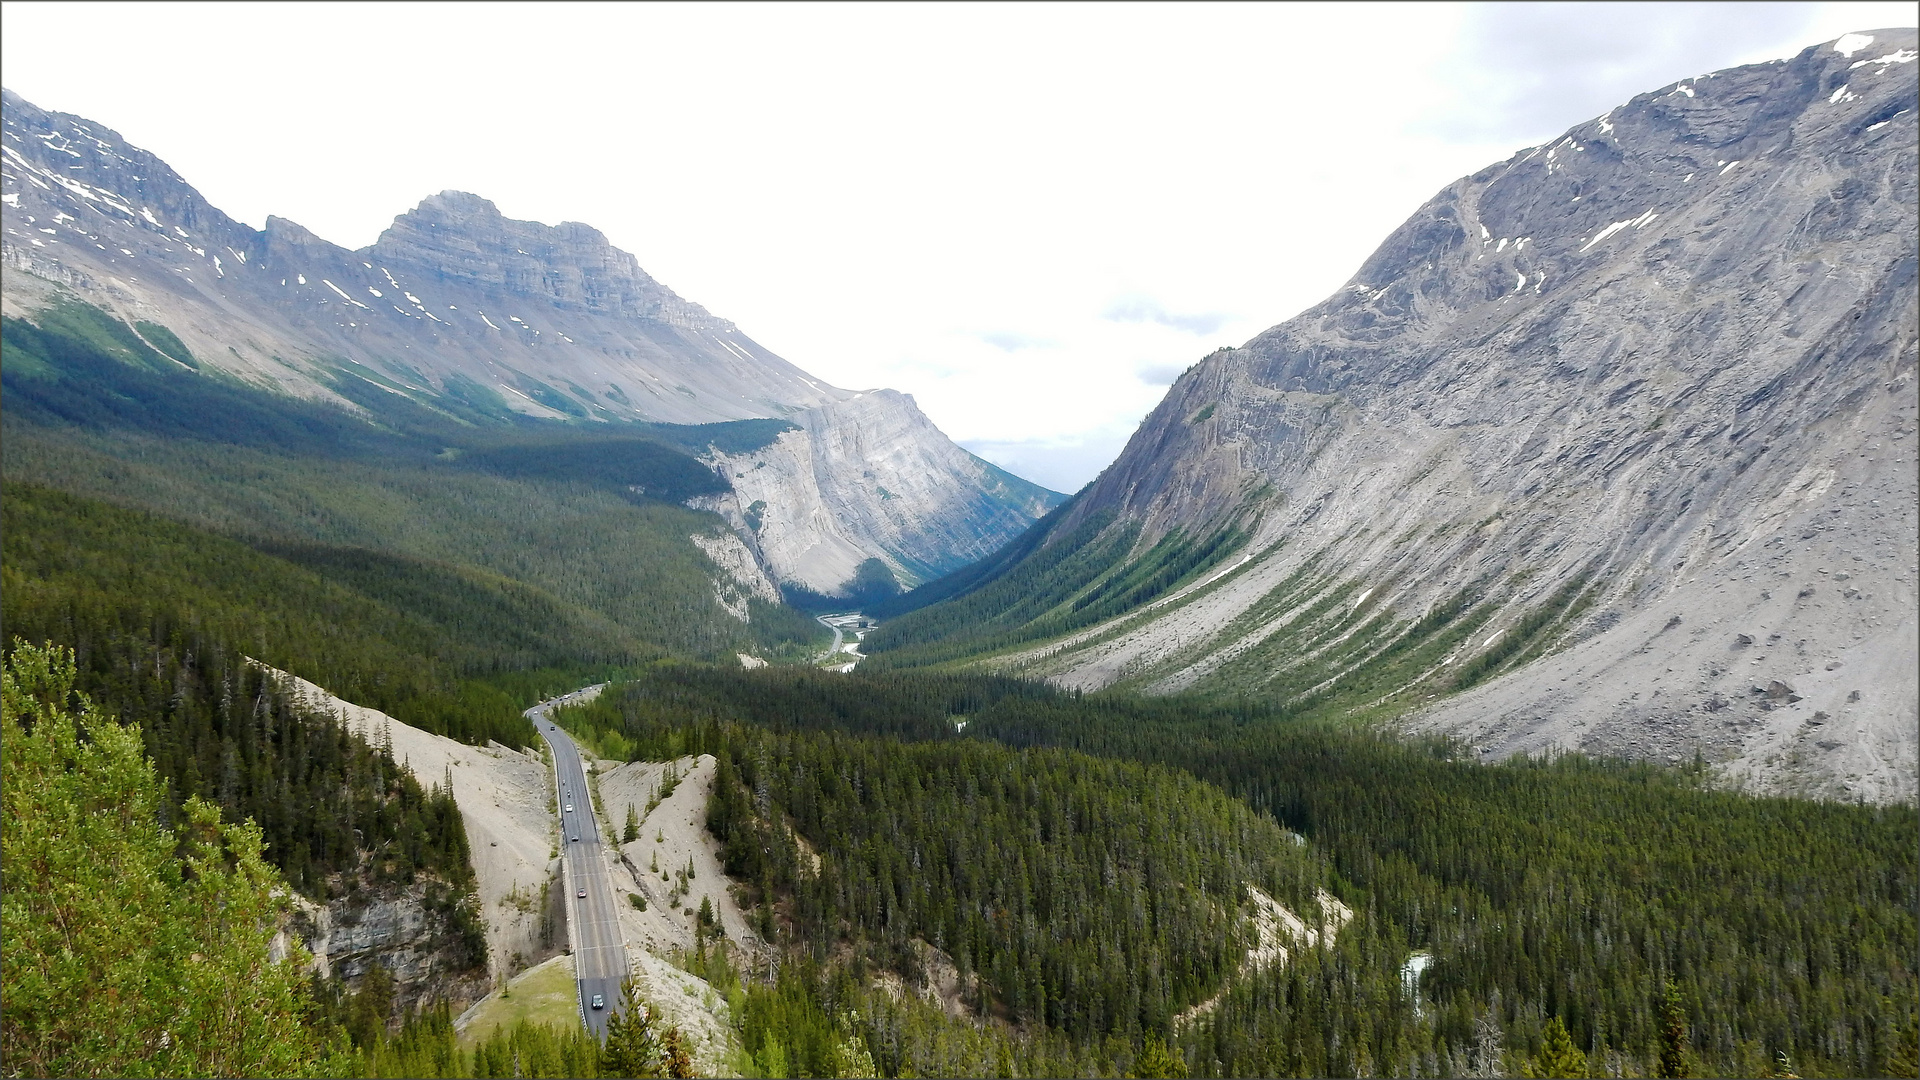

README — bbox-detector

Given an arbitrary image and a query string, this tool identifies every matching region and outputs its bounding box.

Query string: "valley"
[1,22,1915,1080]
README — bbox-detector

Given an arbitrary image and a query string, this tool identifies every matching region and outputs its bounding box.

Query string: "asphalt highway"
[814,613,844,661]
[528,689,627,1040]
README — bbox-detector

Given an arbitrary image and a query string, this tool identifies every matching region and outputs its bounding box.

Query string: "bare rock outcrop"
[697,389,1063,592]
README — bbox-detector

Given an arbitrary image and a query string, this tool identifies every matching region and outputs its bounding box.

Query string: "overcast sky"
[3,2,1912,491]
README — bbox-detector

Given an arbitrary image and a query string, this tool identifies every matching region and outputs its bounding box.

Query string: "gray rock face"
[1,89,1062,595]
[1001,31,1917,801]
[694,389,1063,592]
[369,191,732,329]
[281,885,491,1020]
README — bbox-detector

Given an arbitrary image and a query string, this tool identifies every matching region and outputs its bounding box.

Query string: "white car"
[565,804,574,813]
[578,888,587,898]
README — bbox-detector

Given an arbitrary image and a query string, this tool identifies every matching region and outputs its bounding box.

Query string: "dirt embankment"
[596,755,759,957]
[272,669,562,986]
[1176,887,1353,1028]
[593,754,758,1073]
[271,669,745,1070]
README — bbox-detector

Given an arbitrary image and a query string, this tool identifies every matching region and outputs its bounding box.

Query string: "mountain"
[0,89,1061,596]
[867,30,1918,802]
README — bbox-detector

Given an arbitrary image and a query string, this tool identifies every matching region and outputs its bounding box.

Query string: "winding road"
[814,612,871,669]
[527,688,627,1040]
[814,614,845,660]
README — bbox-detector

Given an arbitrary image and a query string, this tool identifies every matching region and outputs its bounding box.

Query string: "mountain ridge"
[1,88,1062,596]
[868,29,1918,802]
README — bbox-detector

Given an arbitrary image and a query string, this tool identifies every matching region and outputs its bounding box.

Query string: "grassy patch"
[457,955,580,1048]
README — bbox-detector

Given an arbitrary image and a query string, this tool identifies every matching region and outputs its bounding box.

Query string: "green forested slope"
[2,491,491,941]
[555,664,1918,1078]
[5,483,579,742]
[1,299,823,664]
[706,731,1325,1040]
[981,702,1918,1077]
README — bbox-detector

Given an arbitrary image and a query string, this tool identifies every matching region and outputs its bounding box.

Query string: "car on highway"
[591,994,604,1010]
[571,834,579,842]
[565,804,573,813]
[578,888,586,898]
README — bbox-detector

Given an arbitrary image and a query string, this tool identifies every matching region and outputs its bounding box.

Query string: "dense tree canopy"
[557,663,1918,1078]
[1,643,351,1078]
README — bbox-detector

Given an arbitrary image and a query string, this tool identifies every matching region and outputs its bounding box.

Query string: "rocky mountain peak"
[367,190,733,331]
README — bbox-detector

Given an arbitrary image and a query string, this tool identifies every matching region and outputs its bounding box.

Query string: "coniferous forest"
[548,665,1918,1079]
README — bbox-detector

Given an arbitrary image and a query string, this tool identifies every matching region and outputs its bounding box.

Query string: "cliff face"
[281,887,493,1020]
[929,31,1918,801]
[1,90,1061,596]
[695,389,1064,592]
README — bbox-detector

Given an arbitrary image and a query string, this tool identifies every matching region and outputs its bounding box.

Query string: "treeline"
[311,980,608,1080]
[557,663,1918,1077]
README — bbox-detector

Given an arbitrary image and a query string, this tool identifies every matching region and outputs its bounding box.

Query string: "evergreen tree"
[1888,1011,1919,1080]
[1132,1033,1187,1078]
[1657,979,1691,1078]
[662,1025,694,1079]
[1,642,349,1077]
[1525,1017,1587,1079]
[600,980,664,1078]
[624,802,641,844]
[347,963,397,1049]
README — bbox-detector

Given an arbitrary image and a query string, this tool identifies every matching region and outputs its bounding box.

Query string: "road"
[814,614,845,660]
[814,612,871,670]
[527,688,627,1040]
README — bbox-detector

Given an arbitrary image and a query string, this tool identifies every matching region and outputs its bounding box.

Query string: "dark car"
[591,994,604,1010]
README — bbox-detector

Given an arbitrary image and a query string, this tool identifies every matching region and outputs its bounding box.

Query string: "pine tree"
[662,1025,695,1079]
[624,802,641,844]
[1525,1017,1587,1079]
[601,980,665,1078]
[1,642,350,1078]
[1657,979,1691,1078]
[1887,1010,1918,1080]
[346,963,396,1048]
[1133,1033,1187,1078]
